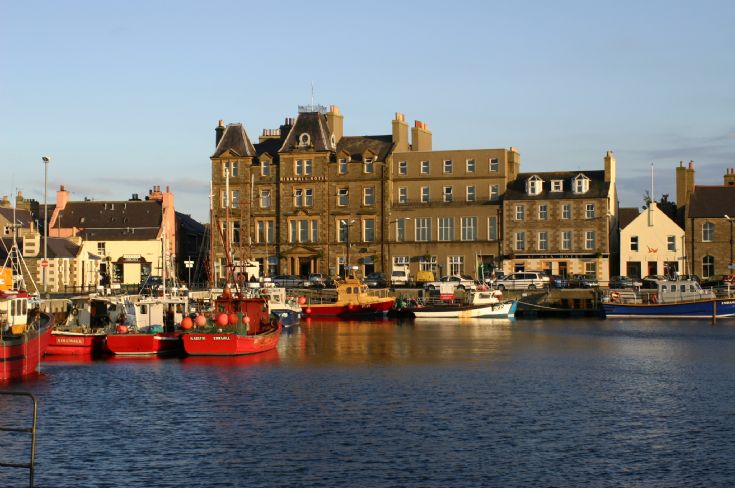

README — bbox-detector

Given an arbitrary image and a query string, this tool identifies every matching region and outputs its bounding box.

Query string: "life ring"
[650,293,658,304]
[610,291,620,302]
[71,307,79,316]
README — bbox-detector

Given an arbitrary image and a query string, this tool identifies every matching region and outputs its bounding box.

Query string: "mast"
[209,180,216,287]
[161,214,166,297]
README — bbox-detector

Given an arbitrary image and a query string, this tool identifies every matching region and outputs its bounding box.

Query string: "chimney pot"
[218,120,225,128]
[688,160,694,169]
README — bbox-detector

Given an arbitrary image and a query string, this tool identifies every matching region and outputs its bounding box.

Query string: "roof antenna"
[310,82,315,111]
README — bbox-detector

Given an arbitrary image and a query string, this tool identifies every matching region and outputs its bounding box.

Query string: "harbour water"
[3,317,735,487]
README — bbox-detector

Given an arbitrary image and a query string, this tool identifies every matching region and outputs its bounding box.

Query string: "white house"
[619,202,685,279]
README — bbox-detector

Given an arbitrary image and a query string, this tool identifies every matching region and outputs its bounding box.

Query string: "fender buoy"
[650,293,658,304]
[610,291,620,302]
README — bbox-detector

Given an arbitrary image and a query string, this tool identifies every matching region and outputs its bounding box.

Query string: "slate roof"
[56,200,162,241]
[0,207,33,228]
[176,212,205,235]
[688,186,735,218]
[618,207,640,229]
[279,112,334,153]
[211,123,257,158]
[254,138,283,161]
[0,237,79,260]
[337,135,394,162]
[504,170,610,200]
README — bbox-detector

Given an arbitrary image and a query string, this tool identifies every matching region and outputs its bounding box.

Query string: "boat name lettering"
[213,336,231,341]
[57,338,85,344]
[189,337,206,341]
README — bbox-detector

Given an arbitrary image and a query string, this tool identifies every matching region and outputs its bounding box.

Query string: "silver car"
[493,272,549,291]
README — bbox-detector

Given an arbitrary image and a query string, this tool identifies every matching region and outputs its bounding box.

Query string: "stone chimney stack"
[411,120,432,152]
[604,150,616,183]
[391,112,409,153]
[676,160,696,209]
[724,167,735,186]
[215,120,225,147]
[325,105,344,144]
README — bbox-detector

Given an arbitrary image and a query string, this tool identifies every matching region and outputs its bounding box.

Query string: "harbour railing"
[0,391,38,488]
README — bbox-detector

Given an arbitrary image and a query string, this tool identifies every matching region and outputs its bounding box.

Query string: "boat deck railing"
[0,391,37,488]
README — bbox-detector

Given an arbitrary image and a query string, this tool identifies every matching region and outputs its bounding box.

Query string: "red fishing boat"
[181,287,281,356]
[46,296,111,356]
[0,290,53,381]
[301,276,395,318]
[105,295,189,356]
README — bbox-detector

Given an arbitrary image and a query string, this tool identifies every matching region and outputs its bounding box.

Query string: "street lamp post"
[42,156,50,295]
[344,219,356,278]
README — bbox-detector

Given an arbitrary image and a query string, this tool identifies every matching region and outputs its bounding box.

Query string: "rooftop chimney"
[325,105,344,145]
[392,112,409,153]
[410,120,432,152]
[215,120,225,147]
[725,167,735,186]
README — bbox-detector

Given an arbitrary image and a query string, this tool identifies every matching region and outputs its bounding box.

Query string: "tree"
[642,192,677,221]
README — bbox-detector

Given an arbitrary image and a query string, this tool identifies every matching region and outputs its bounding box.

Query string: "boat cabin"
[0,290,30,334]
[615,278,715,304]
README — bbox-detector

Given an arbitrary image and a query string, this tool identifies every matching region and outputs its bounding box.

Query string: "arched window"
[702,255,715,278]
[702,222,714,242]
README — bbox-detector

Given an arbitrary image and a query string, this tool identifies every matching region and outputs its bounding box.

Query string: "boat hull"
[603,298,735,319]
[1,314,53,381]
[270,308,301,327]
[47,331,108,356]
[181,324,282,356]
[413,300,517,319]
[106,332,183,356]
[301,299,395,318]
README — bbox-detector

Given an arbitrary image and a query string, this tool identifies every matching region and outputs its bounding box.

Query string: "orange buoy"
[181,317,193,330]
[298,296,307,305]
[116,325,128,334]
[195,314,207,327]
[228,313,238,326]
[242,315,251,324]
[216,313,229,326]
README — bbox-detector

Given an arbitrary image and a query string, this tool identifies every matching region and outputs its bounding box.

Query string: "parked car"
[568,274,600,288]
[272,275,306,288]
[364,272,389,288]
[549,275,569,289]
[307,273,326,288]
[424,274,478,291]
[493,272,549,291]
[609,276,641,289]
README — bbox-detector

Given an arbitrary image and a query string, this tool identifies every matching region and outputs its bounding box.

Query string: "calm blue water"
[2,317,735,487]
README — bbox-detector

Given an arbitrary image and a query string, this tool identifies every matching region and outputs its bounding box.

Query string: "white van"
[391,266,413,287]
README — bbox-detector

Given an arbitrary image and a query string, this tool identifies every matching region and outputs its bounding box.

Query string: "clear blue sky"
[2,0,733,222]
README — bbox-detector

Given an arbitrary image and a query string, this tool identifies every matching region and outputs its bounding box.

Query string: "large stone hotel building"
[209,105,616,282]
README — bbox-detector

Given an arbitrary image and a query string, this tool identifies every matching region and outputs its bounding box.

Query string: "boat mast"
[209,180,216,287]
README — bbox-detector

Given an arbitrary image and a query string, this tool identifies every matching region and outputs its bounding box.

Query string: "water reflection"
[279,318,515,365]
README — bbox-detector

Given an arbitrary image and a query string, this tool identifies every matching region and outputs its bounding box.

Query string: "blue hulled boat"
[602,277,735,319]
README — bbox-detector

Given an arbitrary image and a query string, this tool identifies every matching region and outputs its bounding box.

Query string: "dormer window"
[573,174,590,194]
[299,133,311,147]
[261,160,270,177]
[526,175,543,196]
[551,180,563,192]
[364,158,374,174]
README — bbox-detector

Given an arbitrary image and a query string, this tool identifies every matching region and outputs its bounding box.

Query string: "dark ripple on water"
[2,318,735,487]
